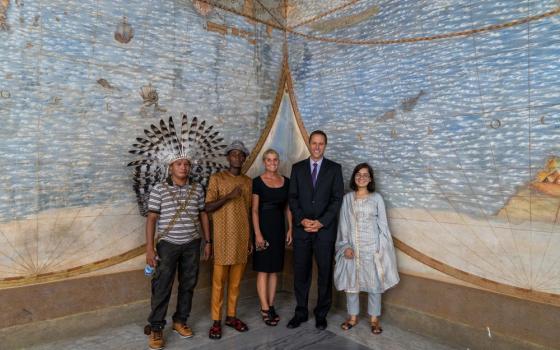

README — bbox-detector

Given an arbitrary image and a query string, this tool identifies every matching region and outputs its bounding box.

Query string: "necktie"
[311,162,318,188]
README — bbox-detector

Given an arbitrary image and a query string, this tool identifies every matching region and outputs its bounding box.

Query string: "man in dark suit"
[287,130,344,330]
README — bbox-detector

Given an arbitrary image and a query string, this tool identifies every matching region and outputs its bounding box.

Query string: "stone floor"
[26,292,458,350]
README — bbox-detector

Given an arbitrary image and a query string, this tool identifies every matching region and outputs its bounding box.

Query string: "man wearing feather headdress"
[128,114,226,350]
[205,140,253,339]
[144,155,212,349]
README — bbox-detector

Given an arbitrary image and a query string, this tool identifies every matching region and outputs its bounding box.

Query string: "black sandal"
[268,305,280,324]
[260,309,276,326]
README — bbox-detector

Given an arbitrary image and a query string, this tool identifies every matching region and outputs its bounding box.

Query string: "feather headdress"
[127,113,227,216]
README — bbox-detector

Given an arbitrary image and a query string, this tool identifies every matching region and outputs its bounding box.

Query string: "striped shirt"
[148,180,205,245]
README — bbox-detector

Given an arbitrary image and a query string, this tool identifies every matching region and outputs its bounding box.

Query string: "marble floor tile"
[26,292,457,350]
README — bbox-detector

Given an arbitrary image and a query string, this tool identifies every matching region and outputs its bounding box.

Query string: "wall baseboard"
[3,252,559,350]
[382,302,552,350]
[282,248,560,350]
[0,278,259,349]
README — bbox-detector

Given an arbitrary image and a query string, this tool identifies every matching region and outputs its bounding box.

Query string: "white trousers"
[345,292,381,317]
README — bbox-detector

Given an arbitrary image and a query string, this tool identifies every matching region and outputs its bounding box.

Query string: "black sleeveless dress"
[252,176,290,273]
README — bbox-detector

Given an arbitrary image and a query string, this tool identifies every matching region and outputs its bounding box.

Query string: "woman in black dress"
[252,149,292,326]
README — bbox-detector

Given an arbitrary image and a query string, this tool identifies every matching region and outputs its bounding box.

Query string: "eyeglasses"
[355,173,371,179]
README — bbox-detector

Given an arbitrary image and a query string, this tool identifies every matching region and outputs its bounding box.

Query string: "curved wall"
[0,0,284,286]
[287,0,560,304]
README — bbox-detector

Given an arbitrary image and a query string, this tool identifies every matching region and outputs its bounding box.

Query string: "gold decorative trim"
[254,0,284,28]
[287,7,560,45]
[308,4,379,34]
[290,0,361,29]
[242,54,309,173]
[195,1,559,47]
[0,245,146,288]
[393,237,560,307]
[196,0,284,30]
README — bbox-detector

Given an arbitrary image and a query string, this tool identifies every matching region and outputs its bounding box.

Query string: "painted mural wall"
[0,0,284,287]
[287,0,560,304]
[0,0,559,309]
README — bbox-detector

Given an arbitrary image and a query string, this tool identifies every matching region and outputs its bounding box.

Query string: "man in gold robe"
[205,140,252,339]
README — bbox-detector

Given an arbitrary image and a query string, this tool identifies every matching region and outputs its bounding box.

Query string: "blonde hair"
[262,148,280,161]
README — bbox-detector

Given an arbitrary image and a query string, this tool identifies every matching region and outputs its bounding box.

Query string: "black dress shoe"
[286,315,308,329]
[315,317,327,330]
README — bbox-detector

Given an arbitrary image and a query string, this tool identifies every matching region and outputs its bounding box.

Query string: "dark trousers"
[293,235,335,320]
[148,239,201,330]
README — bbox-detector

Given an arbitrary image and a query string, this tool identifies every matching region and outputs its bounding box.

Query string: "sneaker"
[173,322,194,338]
[148,330,165,350]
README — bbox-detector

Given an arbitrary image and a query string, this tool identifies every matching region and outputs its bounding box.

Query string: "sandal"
[260,309,276,326]
[370,318,383,335]
[341,318,358,330]
[225,316,249,332]
[269,306,280,323]
[209,322,222,339]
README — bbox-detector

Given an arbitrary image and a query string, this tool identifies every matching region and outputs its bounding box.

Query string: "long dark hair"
[350,163,375,193]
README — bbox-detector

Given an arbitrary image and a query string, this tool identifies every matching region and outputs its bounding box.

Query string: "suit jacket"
[289,157,344,241]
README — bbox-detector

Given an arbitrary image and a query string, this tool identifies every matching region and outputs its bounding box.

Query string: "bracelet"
[205,240,213,244]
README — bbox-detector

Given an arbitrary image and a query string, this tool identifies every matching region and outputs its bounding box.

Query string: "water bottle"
[144,264,155,277]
